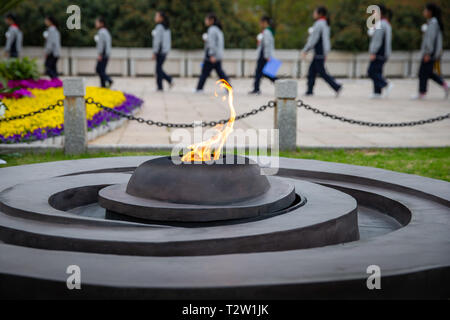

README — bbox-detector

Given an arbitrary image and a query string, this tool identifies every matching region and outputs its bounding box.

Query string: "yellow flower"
[0,87,126,140]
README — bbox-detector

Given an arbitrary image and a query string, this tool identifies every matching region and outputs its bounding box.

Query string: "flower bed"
[0,86,143,144]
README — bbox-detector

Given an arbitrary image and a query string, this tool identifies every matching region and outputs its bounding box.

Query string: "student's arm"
[302,22,320,53]
[97,31,106,60]
[45,28,56,56]
[422,22,438,61]
[207,27,218,61]
[4,27,14,53]
[152,25,163,55]
[369,28,383,60]
[263,29,272,60]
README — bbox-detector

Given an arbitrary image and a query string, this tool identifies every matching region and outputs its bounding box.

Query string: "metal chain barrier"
[0,99,64,123]
[85,97,276,128]
[1,97,448,129]
[296,99,450,127]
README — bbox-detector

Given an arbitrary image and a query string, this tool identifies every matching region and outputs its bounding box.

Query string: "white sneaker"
[369,93,382,99]
[410,93,426,100]
[383,82,394,98]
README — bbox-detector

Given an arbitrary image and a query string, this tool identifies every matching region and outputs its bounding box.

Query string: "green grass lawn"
[0,148,449,182]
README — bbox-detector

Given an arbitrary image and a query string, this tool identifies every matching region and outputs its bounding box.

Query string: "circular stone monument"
[0,156,448,299]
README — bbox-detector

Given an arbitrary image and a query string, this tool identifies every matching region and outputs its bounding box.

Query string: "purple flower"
[7,78,63,91]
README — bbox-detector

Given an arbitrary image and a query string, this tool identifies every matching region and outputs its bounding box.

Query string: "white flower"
[374,20,381,30]
[151,29,156,37]
[202,33,208,41]
[94,34,99,42]
[421,24,428,33]
[308,27,314,34]
[0,103,6,117]
[43,31,48,39]
[5,31,10,38]
[367,28,375,37]
[256,33,263,41]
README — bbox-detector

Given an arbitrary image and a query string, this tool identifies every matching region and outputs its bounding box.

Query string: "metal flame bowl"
[98,155,297,222]
[126,155,270,205]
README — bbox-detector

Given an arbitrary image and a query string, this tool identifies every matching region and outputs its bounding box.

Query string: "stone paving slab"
[82,77,450,148]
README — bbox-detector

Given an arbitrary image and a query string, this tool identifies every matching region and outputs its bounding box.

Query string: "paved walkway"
[85,77,450,148]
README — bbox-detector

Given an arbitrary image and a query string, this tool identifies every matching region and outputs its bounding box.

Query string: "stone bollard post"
[63,78,86,155]
[274,79,298,151]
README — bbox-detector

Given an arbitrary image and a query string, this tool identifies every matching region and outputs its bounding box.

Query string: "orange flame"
[181,79,235,162]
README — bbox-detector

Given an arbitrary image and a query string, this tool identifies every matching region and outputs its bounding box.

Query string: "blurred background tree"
[0,0,448,51]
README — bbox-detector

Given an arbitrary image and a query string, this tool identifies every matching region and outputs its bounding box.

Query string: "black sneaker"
[335,85,343,98]
[248,90,261,95]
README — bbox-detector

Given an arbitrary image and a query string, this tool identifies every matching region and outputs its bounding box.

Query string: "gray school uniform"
[4,25,22,56]
[205,25,224,60]
[421,17,443,60]
[302,19,330,58]
[369,19,392,60]
[257,28,275,59]
[96,28,112,58]
[45,26,61,57]
[152,24,171,55]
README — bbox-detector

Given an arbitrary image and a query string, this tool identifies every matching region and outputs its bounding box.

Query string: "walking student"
[44,16,61,79]
[301,6,342,97]
[412,3,448,100]
[4,13,22,58]
[195,13,230,93]
[95,17,113,88]
[367,4,393,99]
[152,11,173,91]
[249,16,277,95]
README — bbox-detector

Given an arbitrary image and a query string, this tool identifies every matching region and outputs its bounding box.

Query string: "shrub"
[0,57,40,82]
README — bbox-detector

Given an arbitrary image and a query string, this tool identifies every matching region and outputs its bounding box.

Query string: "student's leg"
[418,60,433,94]
[103,57,112,85]
[316,59,341,92]
[367,60,377,93]
[160,54,172,85]
[96,59,106,87]
[306,60,318,94]
[214,61,230,84]
[156,54,164,90]
[430,72,444,86]
[47,55,58,79]
[253,57,265,92]
[264,74,278,83]
[379,60,387,88]
[368,60,385,94]
[45,55,52,78]
[52,57,59,79]
[196,60,214,90]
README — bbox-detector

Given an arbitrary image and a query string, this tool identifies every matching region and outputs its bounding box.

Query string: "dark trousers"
[307,57,341,94]
[368,59,387,94]
[96,56,112,88]
[418,59,444,94]
[156,53,172,90]
[253,56,277,91]
[45,54,59,79]
[196,59,229,90]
